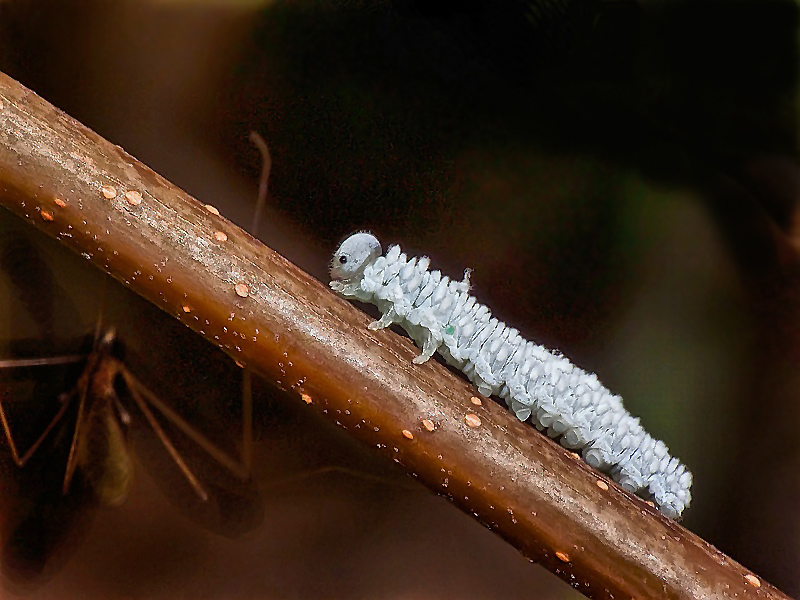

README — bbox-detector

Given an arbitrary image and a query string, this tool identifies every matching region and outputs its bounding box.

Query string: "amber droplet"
[235,283,249,298]
[465,413,481,428]
[125,190,143,206]
[595,480,609,491]
[301,393,313,404]
[470,396,482,406]
[40,211,54,221]
[422,419,435,432]
[182,305,192,313]
[100,185,117,199]
[401,429,414,440]
[214,230,228,242]
[744,574,760,588]
[555,551,571,563]
[54,197,67,208]
[204,204,220,216]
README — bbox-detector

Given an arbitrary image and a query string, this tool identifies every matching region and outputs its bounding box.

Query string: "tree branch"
[0,71,787,600]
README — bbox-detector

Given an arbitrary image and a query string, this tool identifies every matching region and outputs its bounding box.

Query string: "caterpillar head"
[330,232,382,281]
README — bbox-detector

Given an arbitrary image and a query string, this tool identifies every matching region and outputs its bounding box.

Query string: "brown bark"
[0,71,788,599]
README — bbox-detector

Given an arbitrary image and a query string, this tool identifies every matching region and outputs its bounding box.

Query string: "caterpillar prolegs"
[330,232,692,519]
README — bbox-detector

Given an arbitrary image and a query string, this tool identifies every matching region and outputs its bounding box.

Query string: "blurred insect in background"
[0,132,278,577]
[0,132,280,508]
[0,224,264,582]
[0,240,252,505]
[0,318,253,507]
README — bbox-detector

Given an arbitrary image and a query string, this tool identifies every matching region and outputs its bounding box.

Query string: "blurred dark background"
[0,0,798,597]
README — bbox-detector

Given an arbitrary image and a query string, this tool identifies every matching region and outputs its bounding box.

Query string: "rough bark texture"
[0,72,788,599]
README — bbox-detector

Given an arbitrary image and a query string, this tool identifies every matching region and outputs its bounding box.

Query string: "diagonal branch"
[0,71,787,600]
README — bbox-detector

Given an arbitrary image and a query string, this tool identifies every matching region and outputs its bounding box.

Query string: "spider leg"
[248,131,271,239]
[0,354,85,466]
[241,367,253,475]
[121,367,210,502]
[63,385,90,494]
[1,391,77,467]
[121,366,251,482]
[0,355,85,368]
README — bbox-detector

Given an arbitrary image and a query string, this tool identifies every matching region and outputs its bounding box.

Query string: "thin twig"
[249,130,271,239]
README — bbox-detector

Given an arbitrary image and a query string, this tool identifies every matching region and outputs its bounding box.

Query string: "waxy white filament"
[330,232,692,519]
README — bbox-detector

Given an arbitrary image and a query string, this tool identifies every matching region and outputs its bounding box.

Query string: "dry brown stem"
[0,72,788,599]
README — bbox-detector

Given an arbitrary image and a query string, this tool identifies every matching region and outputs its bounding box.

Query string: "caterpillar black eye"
[329,234,693,519]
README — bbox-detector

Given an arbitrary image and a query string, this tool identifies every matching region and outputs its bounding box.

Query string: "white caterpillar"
[329,232,692,519]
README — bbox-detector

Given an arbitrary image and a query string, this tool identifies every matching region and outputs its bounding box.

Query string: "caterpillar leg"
[368,307,398,331]
[412,334,441,364]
